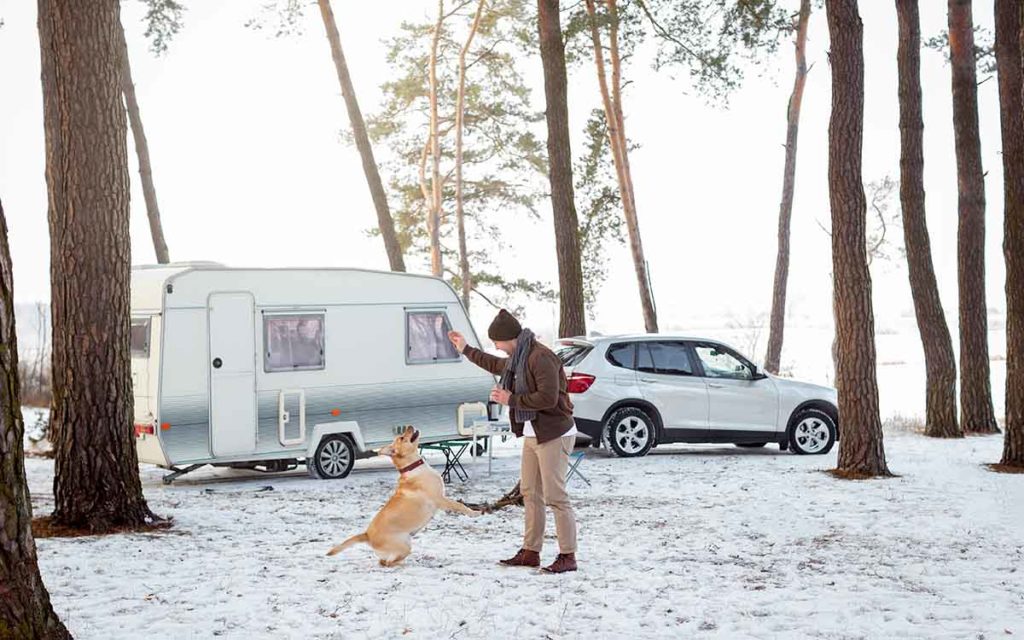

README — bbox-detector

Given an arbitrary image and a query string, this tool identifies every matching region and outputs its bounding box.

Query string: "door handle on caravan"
[640,377,657,383]
[212,357,223,369]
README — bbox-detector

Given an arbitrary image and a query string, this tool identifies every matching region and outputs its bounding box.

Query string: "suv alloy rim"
[794,417,830,453]
[614,416,649,454]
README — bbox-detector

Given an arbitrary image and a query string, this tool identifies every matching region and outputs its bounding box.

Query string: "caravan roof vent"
[168,261,225,268]
[133,260,226,271]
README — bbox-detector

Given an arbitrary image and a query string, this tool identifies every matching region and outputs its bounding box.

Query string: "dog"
[326,425,480,566]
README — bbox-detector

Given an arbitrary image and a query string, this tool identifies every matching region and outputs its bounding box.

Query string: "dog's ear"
[410,429,420,443]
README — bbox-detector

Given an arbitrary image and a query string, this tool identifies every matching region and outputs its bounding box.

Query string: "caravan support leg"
[162,464,205,485]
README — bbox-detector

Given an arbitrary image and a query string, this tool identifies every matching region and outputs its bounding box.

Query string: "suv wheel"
[788,408,836,455]
[605,407,656,458]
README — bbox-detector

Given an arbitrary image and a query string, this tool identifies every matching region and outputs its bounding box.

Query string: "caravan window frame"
[130,317,151,358]
[405,309,461,365]
[262,311,326,373]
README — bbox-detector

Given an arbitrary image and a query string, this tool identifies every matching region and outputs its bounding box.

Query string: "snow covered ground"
[25,429,1024,639]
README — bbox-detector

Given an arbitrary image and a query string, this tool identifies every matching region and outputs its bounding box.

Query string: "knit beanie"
[487,309,522,341]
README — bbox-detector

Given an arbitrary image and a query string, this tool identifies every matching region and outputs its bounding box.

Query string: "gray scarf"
[499,328,537,424]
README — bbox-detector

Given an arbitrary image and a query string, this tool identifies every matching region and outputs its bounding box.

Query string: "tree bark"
[537,0,586,338]
[427,0,445,278]
[38,0,160,532]
[764,0,811,374]
[455,0,487,309]
[316,0,406,273]
[116,19,170,265]
[896,0,961,438]
[949,0,999,434]
[583,0,658,333]
[0,199,71,640]
[825,0,891,477]
[606,0,657,333]
[996,0,1024,465]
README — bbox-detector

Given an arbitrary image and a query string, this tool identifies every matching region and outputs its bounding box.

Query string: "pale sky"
[0,0,1010,344]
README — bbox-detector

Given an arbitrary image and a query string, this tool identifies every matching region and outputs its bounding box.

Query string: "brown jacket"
[462,341,574,444]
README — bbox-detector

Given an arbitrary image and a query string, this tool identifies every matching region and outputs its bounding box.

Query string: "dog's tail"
[326,532,368,557]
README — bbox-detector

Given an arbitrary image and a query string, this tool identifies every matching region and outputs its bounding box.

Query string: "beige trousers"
[520,435,577,554]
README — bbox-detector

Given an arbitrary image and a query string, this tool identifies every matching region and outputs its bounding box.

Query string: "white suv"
[555,335,839,457]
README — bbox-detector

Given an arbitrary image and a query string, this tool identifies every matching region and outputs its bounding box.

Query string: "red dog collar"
[399,459,425,474]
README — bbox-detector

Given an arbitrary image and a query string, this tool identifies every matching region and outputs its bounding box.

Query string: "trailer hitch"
[161,464,206,485]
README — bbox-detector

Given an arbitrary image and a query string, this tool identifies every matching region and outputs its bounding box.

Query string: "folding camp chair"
[419,440,471,483]
[565,450,590,486]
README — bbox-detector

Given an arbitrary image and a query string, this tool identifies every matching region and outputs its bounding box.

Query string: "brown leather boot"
[499,548,541,567]
[542,553,577,574]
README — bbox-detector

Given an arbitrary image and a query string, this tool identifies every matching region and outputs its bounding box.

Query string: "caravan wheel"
[309,435,355,480]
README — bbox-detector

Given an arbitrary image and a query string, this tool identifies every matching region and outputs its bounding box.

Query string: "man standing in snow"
[448,309,579,574]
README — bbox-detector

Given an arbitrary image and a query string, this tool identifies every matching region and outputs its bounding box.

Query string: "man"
[448,309,578,574]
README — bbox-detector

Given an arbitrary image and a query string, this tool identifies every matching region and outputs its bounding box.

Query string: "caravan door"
[208,292,257,456]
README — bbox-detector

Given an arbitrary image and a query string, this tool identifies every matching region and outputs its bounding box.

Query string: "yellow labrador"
[326,426,479,566]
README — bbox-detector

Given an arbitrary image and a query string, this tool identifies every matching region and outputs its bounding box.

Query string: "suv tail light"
[567,372,596,394]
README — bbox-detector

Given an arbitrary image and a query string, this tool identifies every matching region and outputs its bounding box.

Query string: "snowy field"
[25,428,1024,639]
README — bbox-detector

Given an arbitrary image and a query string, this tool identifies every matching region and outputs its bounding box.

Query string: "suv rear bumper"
[574,417,604,444]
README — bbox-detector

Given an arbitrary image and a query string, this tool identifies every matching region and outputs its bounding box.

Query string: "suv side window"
[693,344,753,380]
[605,343,635,369]
[638,341,695,376]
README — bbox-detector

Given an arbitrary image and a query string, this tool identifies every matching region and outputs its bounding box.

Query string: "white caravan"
[129,263,493,483]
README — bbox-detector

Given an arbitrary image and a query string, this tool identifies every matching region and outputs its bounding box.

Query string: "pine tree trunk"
[0,199,71,640]
[316,0,406,273]
[427,0,445,278]
[455,0,487,309]
[996,0,1024,465]
[949,0,999,434]
[117,19,170,265]
[825,0,891,478]
[537,0,586,338]
[581,1,655,332]
[606,0,657,333]
[38,0,160,532]
[896,0,961,438]
[765,0,811,374]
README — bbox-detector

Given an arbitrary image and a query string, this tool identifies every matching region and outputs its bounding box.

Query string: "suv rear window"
[555,343,593,367]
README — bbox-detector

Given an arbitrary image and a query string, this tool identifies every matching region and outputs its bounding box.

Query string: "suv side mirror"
[751,364,769,380]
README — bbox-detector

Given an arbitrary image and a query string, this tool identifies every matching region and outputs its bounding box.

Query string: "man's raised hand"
[447,331,467,353]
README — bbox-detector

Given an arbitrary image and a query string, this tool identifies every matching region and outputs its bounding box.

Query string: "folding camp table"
[419,440,471,483]
[470,418,513,476]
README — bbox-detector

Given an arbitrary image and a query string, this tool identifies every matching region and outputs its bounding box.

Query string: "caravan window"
[406,311,460,364]
[130,318,150,357]
[264,314,325,372]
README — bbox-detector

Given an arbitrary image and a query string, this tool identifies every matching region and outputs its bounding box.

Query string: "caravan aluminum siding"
[130,265,494,467]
